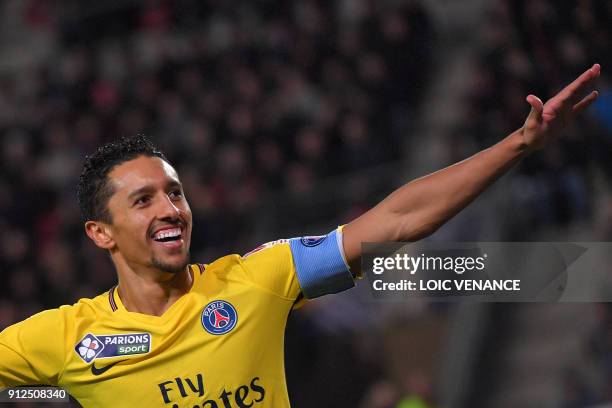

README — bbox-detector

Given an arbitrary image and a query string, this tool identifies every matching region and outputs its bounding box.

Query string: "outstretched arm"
[342,64,601,268]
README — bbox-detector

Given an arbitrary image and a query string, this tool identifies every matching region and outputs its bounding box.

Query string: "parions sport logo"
[201,300,238,335]
[74,333,152,363]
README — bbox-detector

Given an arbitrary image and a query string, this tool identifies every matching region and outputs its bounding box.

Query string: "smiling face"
[94,155,193,275]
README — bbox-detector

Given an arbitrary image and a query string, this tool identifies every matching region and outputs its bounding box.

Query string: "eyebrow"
[127,180,183,201]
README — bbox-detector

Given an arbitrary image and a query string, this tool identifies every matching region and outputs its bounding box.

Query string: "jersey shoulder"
[191,240,300,301]
[0,290,116,387]
[2,289,116,336]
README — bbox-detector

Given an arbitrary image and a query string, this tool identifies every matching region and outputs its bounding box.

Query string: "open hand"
[522,64,601,152]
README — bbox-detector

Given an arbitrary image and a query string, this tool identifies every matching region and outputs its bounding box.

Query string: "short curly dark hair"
[77,135,169,223]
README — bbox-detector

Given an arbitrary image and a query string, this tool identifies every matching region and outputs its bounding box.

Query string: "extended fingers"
[558,64,601,104]
[572,90,599,116]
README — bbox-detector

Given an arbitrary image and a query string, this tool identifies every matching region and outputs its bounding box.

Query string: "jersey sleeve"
[0,309,67,388]
[240,227,354,301]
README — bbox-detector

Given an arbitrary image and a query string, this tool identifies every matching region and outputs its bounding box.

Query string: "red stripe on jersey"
[108,285,118,311]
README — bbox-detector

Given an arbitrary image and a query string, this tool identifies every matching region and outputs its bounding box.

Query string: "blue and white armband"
[289,228,354,299]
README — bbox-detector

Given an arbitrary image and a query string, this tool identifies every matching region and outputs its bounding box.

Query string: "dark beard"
[151,252,190,274]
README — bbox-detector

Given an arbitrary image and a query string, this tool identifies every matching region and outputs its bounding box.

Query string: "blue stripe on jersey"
[289,229,354,299]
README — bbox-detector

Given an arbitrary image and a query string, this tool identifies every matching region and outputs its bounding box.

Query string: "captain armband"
[289,228,355,299]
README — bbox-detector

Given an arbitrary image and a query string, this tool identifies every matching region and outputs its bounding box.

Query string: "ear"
[85,221,116,250]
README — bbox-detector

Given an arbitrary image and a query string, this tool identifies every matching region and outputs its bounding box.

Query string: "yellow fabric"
[0,242,302,407]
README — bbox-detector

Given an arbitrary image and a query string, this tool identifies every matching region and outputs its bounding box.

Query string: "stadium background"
[0,0,611,407]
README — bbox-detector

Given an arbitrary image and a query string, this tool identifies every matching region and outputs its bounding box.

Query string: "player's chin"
[151,242,190,269]
[152,253,190,274]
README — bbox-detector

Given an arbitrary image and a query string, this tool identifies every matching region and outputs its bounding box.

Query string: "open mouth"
[151,227,183,247]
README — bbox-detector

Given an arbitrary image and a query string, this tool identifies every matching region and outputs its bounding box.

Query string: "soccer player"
[0,64,601,407]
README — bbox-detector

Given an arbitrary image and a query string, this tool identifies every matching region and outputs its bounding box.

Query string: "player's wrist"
[511,127,535,157]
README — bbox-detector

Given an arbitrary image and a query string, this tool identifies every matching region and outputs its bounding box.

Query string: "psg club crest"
[201,300,238,335]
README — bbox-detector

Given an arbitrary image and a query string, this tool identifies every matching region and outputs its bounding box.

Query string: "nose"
[157,193,181,220]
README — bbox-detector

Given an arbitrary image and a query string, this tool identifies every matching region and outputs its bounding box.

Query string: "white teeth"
[153,228,181,240]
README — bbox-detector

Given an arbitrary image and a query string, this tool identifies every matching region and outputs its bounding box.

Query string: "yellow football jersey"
[0,230,353,407]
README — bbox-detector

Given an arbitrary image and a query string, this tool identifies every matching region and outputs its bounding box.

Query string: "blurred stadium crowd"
[0,1,434,407]
[1,0,611,407]
[563,303,612,407]
[0,0,432,316]
[453,0,612,239]
[457,2,612,407]
[458,2,612,407]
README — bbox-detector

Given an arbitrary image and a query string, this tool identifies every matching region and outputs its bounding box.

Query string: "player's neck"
[114,264,194,316]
